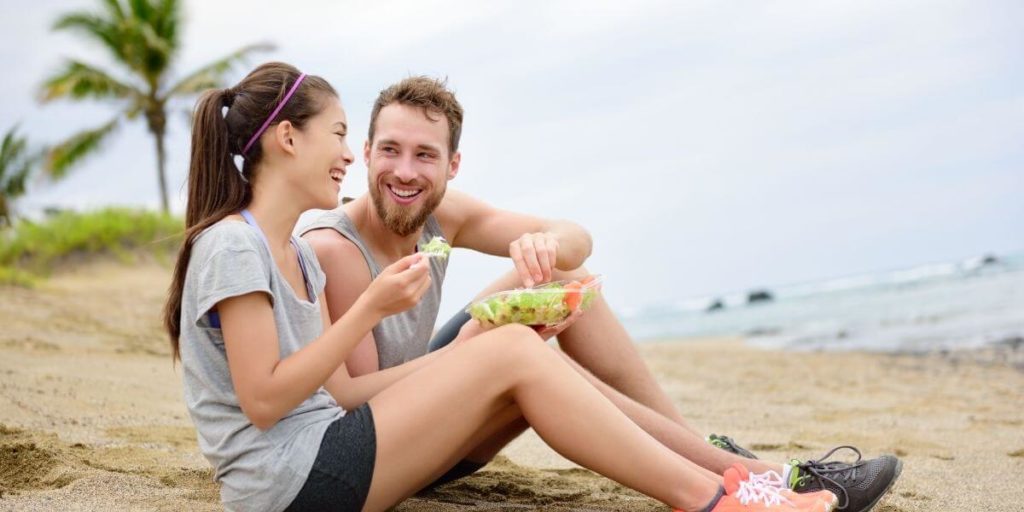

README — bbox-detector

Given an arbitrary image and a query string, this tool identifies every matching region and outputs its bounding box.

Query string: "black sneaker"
[789,446,903,512]
[707,433,759,459]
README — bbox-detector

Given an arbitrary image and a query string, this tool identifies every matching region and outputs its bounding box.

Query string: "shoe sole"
[848,458,903,512]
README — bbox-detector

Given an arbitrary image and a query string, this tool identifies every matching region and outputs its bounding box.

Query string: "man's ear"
[363,139,371,166]
[447,151,461,181]
[273,121,297,156]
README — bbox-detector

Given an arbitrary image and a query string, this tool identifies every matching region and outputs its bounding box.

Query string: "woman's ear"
[273,121,297,156]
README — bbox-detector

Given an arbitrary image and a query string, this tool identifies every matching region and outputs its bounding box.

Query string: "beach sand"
[1,261,1021,511]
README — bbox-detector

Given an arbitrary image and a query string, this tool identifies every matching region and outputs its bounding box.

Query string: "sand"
[1,261,1021,511]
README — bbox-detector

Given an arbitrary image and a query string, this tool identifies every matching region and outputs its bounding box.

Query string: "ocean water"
[621,253,1024,352]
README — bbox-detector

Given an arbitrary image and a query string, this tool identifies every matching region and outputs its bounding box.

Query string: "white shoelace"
[749,469,787,489]
[734,471,794,506]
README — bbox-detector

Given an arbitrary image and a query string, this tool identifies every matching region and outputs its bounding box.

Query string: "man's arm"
[304,228,380,376]
[443,189,593,286]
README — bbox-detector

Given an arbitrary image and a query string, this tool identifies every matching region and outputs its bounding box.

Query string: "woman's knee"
[477,324,549,365]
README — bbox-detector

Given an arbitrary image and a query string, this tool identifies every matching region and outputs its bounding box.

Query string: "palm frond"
[99,0,127,23]
[2,154,34,198]
[164,42,275,98]
[43,119,120,181]
[39,60,142,103]
[153,0,181,51]
[53,12,127,66]
[0,127,30,181]
[0,127,39,224]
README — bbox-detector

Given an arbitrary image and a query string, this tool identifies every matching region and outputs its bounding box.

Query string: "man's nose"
[392,156,418,181]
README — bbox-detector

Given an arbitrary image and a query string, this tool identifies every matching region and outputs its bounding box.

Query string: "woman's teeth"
[329,169,343,182]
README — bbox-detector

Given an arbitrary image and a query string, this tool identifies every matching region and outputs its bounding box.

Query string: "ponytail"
[163,87,251,358]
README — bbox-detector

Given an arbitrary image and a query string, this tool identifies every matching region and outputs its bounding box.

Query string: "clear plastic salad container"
[466,275,604,328]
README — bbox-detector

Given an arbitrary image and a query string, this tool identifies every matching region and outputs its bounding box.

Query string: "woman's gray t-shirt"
[179,221,344,511]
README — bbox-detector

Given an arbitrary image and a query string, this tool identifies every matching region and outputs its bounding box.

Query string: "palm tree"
[39,0,272,213]
[0,127,39,228]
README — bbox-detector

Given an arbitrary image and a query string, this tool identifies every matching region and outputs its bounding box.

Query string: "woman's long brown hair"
[163,62,336,360]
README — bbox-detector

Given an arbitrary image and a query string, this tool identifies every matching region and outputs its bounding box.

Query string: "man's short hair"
[368,76,464,156]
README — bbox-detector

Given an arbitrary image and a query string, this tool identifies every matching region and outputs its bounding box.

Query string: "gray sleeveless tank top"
[300,209,448,369]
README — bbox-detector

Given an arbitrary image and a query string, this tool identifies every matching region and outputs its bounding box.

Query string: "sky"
[1,0,1022,322]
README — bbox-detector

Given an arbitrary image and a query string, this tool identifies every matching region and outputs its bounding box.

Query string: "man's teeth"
[389,186,422,198]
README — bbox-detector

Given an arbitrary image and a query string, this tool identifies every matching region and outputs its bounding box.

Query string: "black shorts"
[285,404,377,512]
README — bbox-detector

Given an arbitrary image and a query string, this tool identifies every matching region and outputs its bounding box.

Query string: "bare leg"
[363,324,721,512]
[437,347,780,479]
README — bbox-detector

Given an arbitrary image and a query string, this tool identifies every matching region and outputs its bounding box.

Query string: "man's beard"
[370,182,445,237]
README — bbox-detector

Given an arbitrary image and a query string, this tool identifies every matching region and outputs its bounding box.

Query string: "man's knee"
[551,266,590,281]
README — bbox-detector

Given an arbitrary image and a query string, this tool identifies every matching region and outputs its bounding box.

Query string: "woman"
[163,61,836,512]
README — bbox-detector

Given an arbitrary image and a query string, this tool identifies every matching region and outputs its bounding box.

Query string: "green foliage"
[0,208,183,283]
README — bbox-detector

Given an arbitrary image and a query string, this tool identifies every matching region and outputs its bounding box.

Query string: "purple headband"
[241,73,307,155]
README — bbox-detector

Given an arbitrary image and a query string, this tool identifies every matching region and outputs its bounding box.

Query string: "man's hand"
[533,309,584,341]
[453,308,583,346]
[509,232,560,287]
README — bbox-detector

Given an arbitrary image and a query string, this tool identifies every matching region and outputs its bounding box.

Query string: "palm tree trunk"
[0,194,10,228]
[154,128,169,214]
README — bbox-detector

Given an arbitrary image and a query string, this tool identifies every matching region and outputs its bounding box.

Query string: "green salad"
[467,276,602,328]
[419,236,451,260]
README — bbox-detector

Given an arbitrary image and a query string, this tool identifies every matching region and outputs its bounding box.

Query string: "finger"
[535,237,553,283]
[410,274,432,302]
[536,325,558,341]
[396,262,430,291]
[518,237,544,285]
[385,253,424,276]
[552,310,583,332]
[509,242,534,287]
[546,234,560,273]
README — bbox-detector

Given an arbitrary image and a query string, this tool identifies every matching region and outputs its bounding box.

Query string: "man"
[301,77,900,510]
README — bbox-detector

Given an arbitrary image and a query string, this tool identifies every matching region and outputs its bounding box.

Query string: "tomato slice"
[563,281,583,311]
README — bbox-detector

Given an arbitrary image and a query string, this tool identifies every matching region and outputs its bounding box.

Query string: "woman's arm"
[219,253,430,430]
[317,297,455,409]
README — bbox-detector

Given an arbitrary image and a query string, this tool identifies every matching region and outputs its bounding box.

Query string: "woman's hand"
[357,253,431,318]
